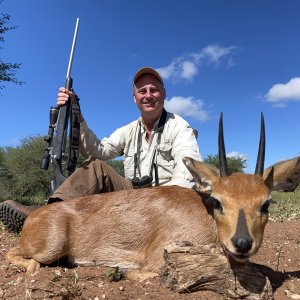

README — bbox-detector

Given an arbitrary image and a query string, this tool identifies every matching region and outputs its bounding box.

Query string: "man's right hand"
[57,87,73,107]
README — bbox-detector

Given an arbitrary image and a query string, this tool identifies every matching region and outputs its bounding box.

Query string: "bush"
[204,154,247,174]
[0,136,52,202]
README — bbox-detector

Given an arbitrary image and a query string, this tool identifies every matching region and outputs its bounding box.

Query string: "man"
[0,67,202,232]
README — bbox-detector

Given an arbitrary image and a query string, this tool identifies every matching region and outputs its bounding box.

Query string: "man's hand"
[57,87,74,107]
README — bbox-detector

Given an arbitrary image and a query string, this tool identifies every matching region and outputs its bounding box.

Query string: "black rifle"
[40,18,80,195]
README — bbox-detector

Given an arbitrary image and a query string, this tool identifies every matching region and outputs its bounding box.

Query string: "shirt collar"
[138,110,165,133]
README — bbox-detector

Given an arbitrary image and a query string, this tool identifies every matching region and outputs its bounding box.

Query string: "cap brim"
[133,67,164,85]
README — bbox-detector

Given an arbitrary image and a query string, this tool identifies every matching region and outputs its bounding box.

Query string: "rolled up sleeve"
[79,120,127,160]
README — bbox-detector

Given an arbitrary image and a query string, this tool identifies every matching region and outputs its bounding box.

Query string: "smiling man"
[133,68,166,138]
[0,67,202,232]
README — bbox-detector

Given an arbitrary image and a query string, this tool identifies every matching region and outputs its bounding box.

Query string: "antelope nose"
[232,237,253,253]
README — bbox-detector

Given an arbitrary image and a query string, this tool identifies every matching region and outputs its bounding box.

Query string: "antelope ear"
[183,157,219,193]
[263,156,300,192]
[263,166,274,190]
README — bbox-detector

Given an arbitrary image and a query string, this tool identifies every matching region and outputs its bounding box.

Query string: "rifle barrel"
[66,18,80,79]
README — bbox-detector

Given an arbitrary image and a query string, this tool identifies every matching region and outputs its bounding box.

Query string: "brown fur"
[6,157,300,276]
[264,156,300,192]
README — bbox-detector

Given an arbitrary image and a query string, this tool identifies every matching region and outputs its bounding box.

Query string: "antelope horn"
[218,113,229,176]
[255,112,265,176]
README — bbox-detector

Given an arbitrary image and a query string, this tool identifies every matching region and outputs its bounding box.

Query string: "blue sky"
[1,0,300,172]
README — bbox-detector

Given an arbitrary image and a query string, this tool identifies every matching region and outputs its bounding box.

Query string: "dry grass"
[270,187,300,222]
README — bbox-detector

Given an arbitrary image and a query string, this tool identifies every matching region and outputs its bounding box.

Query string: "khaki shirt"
[79,112,202,188]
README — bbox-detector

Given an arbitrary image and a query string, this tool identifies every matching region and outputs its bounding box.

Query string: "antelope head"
[183,113,274,262]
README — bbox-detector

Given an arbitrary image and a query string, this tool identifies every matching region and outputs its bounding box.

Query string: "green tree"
[0,147,4,165]
[204,154,247,174]
[0,1,23,90]
[0,136,53,201]
[0,147,10,200]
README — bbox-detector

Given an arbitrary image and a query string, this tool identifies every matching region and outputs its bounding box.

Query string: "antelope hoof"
[26,259,40,275]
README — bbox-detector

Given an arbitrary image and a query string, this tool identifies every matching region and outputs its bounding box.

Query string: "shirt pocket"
[157,142,174,167]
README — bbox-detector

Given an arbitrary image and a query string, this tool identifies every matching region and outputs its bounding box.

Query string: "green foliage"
[0,147,4,165]
[106,267,125,282]
[0,2,24,90]
[0,136,53,202]
[204,154,247,174]
[106,159,125,177]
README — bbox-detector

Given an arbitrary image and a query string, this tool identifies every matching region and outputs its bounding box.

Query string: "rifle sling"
[67,93,81,175]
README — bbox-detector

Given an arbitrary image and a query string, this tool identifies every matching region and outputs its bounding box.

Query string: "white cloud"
[157,63,175,80]
[181,61,198,80]
[200,45,237,65]
[265,77,300,107]
[164,96,209,121]
[156,44,238,83]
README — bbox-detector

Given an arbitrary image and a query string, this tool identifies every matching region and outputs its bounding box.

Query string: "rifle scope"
[40,106,59,170]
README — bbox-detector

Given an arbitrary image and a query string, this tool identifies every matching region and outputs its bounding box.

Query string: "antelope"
[6,114,300,280]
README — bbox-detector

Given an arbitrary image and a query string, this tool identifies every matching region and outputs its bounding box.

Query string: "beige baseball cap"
[133,67,164,85]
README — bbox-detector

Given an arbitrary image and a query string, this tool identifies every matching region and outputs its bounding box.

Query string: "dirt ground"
[0,219,299,300]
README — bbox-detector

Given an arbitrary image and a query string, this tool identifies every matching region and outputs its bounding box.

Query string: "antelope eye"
[261,200,272,214]
[210,197,223,213]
